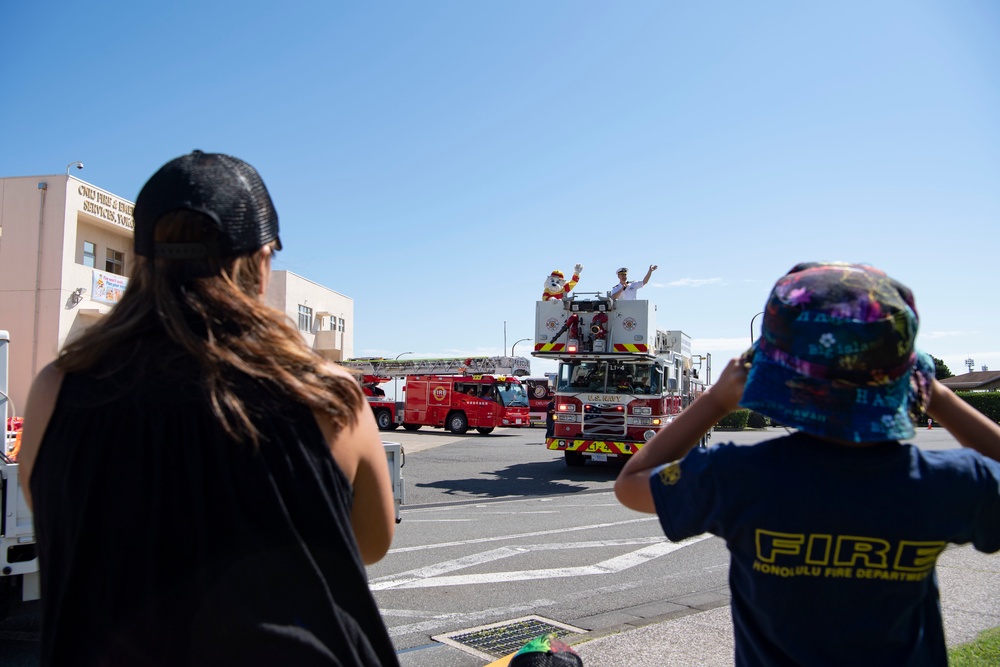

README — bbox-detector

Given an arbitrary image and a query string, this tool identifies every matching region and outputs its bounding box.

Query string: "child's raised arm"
[926,379,1000,463]
[614,356,748,513]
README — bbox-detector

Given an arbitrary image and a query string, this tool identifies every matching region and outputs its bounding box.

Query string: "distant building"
[940,371,1000,393]
[265,270,353,362]
[0,173,353,415]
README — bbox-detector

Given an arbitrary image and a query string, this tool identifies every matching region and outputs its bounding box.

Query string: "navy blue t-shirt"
[650,433,1000,666]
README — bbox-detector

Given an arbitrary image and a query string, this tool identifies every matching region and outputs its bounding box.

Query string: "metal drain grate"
[433,615,586,660]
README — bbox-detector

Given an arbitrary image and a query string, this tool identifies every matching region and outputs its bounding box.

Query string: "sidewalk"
[570,545,1000,666]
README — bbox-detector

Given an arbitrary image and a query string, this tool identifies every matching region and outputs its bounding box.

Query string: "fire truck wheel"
[447,411,469,434]
[375,409,397,431]
[476,427,495,435]
[564,451,586,467]
[402,423,421,431]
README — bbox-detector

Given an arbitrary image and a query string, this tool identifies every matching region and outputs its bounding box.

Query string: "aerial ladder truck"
[533,294,710,466]
[338,356,532,435]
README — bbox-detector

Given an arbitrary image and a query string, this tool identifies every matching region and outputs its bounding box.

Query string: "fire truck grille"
[582,404,625,438]
[432,616,586,660]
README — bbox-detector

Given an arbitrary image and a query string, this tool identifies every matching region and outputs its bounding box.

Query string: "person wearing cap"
[610,264,657,300]
[18,151,399,666]
[615,261,1000,666]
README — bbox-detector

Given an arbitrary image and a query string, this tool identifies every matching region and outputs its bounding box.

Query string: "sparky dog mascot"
[542,264,583,301]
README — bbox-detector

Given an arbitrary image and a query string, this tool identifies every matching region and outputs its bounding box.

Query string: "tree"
[932,356,953,380]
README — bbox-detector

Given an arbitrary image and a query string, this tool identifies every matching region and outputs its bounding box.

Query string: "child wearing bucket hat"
[615,261,1000,665]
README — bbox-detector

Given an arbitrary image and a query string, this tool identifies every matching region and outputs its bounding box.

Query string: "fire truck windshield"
[497,382,528,407]
[558,361,660,394]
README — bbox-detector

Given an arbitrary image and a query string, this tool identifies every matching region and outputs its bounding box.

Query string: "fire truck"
[533,294,709,465]
[0,331,39,619]
[522,375,557,426]
[339,356,532,435]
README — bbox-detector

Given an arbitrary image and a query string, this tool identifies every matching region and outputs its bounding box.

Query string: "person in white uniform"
[611,265,657,300]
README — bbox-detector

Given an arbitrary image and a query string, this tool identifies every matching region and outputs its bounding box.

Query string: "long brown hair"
[57,211,362,444]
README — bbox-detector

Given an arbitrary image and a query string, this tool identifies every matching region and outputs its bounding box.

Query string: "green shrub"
[716,409,750,430]
[912,392,1000,428]
[746,411,770,429]
[956,392,1000,423]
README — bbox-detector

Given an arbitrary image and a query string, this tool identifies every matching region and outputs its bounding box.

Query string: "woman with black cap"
[18,151,400,666]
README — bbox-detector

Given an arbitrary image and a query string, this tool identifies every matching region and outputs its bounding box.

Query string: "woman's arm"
[17,363,65,509]
[926,379,1000,463]
[614,356,748,513]
[318,381,396,564]
[345,406,396,564]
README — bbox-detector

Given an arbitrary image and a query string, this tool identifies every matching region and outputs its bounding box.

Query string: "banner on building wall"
[92,270,128,305]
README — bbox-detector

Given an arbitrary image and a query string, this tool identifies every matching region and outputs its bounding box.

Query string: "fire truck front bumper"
[545,438,639,457]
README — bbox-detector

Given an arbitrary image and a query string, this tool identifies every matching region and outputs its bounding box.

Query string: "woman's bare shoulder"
[24,362,65,420]
[18,362,66,507]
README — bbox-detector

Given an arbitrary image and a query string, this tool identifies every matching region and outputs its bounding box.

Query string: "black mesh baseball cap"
[133,150,281,260]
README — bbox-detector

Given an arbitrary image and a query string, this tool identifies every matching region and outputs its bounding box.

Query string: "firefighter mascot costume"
[542,264,583,301]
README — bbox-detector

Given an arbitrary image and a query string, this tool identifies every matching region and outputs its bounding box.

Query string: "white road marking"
[476,511,560,515]
[379,538,718,637]
[384,599,557,637]
[387,516,659,554]
[371,535,711,590]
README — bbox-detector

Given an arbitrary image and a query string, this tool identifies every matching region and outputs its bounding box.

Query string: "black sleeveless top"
[30,352,399,667]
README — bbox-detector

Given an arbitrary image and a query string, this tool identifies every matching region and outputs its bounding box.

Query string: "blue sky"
[2,1,998,381]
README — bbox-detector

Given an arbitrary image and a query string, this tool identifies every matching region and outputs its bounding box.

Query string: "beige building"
[0,173,353,416]
[265,270,354,363]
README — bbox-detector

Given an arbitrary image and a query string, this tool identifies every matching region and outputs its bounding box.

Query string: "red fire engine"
[522,375,556,426]
[533,293,710,465]
[339,356,532,435]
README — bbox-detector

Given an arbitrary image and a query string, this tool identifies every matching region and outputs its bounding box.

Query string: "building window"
[298,305,313,332]
[105,248,125,275]
[338,317,345,332]
[83,241,96,268]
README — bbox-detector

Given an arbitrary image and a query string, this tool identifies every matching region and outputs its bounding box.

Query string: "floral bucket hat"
[740,262,934,442]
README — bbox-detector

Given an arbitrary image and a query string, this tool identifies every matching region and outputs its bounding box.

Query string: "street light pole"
[750,311,764,346]
[510,338,530,357]
[394,352,413,402]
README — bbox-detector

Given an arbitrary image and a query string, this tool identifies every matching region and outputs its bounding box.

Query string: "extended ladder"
[340,355,530,378]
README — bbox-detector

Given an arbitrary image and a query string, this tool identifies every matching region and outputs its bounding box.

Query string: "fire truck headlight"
[652,418,662,425]
[643,430,656,441]
[634,407,651,415]
[554,414,579,423]
[629,417,652,426]
[558,404,576,412]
